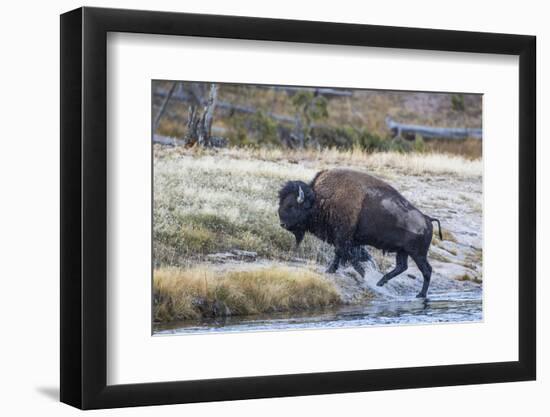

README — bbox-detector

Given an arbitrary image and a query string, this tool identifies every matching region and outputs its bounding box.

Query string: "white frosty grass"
[153,147,482,280]
[153,151,334,266]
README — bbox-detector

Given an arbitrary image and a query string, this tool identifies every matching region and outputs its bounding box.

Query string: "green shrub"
[251,111,280,146]
[357,131,391,152]
[388,137,413,153]
[414,135,425,152]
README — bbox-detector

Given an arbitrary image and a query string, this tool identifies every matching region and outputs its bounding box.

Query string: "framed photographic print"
[60,6,536,409]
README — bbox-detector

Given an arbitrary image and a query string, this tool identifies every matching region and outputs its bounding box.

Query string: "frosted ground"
[153,146,483,333]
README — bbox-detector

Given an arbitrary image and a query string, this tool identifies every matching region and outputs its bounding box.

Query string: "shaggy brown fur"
[310,169,397,242]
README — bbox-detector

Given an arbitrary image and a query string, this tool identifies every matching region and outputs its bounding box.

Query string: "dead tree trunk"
[184,84,219,147]
[293,115,305,148]
[153,82,177,133]
[199,84,218,146]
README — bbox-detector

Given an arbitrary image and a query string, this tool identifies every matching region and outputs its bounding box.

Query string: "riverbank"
[153,265,341,322]
[153,256,482,324]
[153,146,483,328]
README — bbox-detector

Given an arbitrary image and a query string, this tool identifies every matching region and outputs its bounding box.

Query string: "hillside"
[152,81,483,158]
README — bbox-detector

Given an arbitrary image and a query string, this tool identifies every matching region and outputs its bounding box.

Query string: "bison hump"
[312,169,373,233]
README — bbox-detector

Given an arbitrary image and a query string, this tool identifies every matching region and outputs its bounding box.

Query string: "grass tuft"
[153,266,341,322]
[455,273,482,284]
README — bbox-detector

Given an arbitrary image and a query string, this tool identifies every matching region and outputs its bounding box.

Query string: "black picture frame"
[60,6,536,410]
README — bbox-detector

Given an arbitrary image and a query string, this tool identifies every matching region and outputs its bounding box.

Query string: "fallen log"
[386,117,482,140]
[256,85,353,97]
[153,134,227,148]
[153,134,186,146]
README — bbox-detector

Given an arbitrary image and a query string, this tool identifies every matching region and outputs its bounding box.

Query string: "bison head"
[278,181,315,247]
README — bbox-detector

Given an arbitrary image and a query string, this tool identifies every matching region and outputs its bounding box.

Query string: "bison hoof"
[376,278,387,287]
[326,266,337,274]
[416,292,427,298]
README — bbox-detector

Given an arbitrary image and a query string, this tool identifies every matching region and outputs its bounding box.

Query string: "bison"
[278,168,442,298]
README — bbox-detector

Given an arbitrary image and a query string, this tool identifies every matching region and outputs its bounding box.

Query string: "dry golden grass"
[423,138,482,160]
[153,266,341,322]
[300,146,479,176]
[456,273,483,284]
[157,145,482,177]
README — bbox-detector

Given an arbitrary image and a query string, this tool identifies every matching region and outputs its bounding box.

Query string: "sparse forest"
[152,81,483,159]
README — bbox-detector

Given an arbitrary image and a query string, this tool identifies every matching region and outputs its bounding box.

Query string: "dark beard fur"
[292,229,305,248]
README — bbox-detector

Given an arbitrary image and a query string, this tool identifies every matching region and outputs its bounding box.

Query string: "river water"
[153,289,482,335]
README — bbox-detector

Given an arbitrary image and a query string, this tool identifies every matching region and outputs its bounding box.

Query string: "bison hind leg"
[411,254,432,298]
[377,251,408,287]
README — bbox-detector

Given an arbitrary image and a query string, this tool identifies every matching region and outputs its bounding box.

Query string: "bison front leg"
[377,251,408,287]
[326,250,341,274]
[356,247,373,264]
[327,243,361,275]
[341,244,366,278]
[349,253,365,278]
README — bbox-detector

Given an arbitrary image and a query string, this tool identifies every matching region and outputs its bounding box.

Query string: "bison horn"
[297,186,305,204]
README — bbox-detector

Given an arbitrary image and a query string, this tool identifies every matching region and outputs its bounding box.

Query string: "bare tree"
[184,84,219,147]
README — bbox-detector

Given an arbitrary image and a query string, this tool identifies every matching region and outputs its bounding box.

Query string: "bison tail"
[429,216,443,240]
